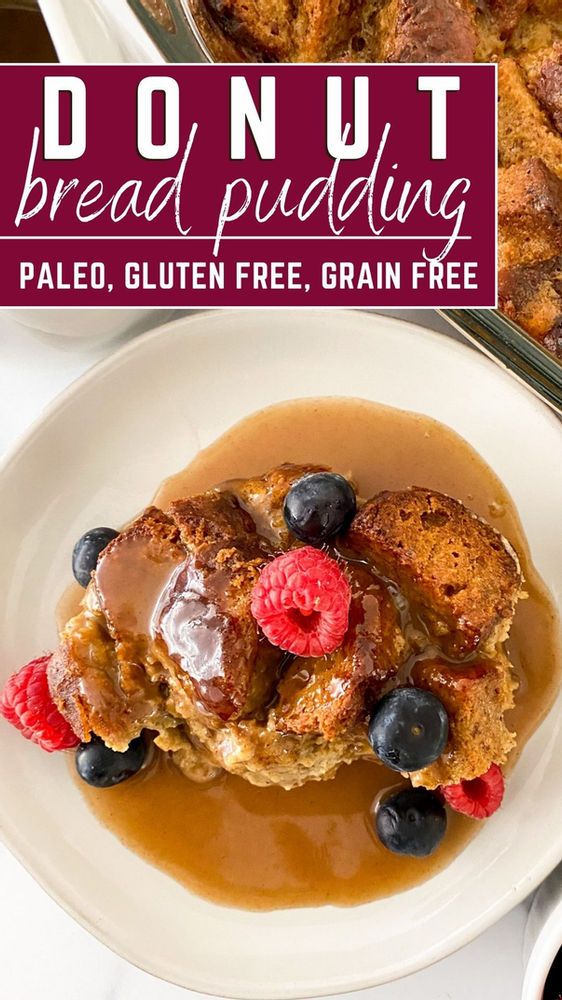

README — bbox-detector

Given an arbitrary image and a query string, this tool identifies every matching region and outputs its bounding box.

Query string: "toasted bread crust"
[49,491,282,740]
[378,0,477,62]
[498,158,562,270]
[498,59,562,180]
[410,656,517,787]
[346,487,522,656]
[524,42,562,136]
[234,463,327,546]
[499,254,562,347]
[48,609,170,750]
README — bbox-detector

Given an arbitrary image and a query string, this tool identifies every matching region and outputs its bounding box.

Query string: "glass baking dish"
[122,2,562,419]
[124,0,209,60]
[441,310,562,416]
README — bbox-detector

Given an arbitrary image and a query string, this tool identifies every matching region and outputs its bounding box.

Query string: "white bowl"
[0,309,561,998]
[523,864,562,1000]
[3,307,176,344]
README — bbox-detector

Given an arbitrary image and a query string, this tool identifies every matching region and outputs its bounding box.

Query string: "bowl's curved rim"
[0,308,561,999]
[38,0,163,63]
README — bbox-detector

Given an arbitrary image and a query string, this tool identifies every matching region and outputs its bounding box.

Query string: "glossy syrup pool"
[71,397,562,910]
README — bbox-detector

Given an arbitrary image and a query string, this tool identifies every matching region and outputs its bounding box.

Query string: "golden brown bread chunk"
[202,0,480,61]
[160,493,282,719]
[49,508,182,746]
[203,0,294,59]
[94,507,184,645]
[234,463,327,546]
[346,487,522,657]
[498,59,562,180]
[274,565,406,738]
[523,42,562,135]
[202,0,367,60]
[499,253,562,352]
[50,492,283,741]
[377,0,478,61]
[48,608,171,748]
[292,0,367,61]
[410,656,516,787]
[498,158,562,269]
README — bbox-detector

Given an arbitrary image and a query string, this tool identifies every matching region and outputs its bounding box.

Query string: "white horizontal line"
[0,234,471,241]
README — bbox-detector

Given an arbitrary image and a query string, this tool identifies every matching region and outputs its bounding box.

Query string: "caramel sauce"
[72,398,561,910]
[0,9,57,62]
[96,538,185,637]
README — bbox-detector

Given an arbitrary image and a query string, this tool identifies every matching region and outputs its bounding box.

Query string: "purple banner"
[0,65,497,307]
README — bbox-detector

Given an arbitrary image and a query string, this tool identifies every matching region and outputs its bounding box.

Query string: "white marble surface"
[0,309,534,1000]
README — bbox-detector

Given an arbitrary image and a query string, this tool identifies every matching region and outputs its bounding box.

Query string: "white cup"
[523,864,562,1000]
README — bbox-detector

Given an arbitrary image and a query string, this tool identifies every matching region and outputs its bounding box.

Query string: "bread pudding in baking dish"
[193,0,562,358]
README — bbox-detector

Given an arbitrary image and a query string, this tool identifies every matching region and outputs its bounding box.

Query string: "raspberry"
[251,546,351,657]
[0,654,79,752]
[442,763,505,819]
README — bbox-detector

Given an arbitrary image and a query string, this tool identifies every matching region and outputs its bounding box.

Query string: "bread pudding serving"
[193,0,562,359]
[1,396,559,907]
[45,465,522,804]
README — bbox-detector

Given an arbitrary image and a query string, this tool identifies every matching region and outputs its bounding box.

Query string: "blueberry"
[75,734,146,788]
[72,527,119,587]
[283,473,356,544]
[368,687,449,772]
[375,787,447,857]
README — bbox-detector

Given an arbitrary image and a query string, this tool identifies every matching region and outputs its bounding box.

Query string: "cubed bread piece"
[499,253,562,350]
[235,463,327,547]
[410,656,516,787]
[48,607,172,750]
[49,508,184,750]
[498,58,562,179]
[524,42,562,135]
[274,566,405,739]
[377,0,477,61]
[51,491,284,742]
[160,492,281,719]
[202,0,295,59]
[94,507,185,644]
[498,158,562,269]
[346,488,522,657]
[202,0,368,60]
[292,0,366,60]
[168,491,261,560]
